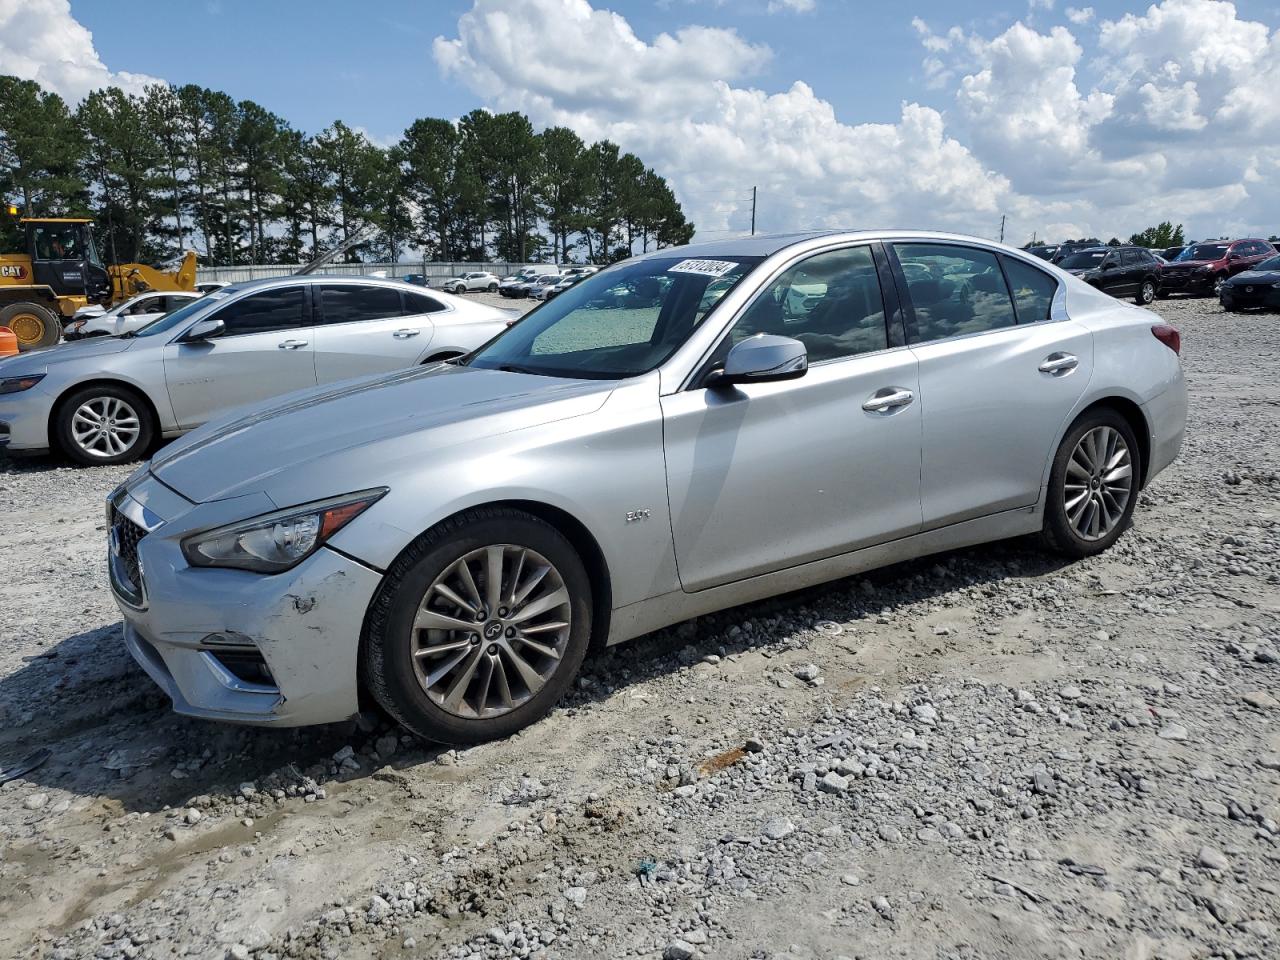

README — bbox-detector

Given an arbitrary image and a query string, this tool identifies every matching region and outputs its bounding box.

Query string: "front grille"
[110,507,147,606]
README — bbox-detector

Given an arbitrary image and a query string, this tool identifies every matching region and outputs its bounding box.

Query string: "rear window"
[404,291,447,315]
[319,284,403,325]
[1001,256,1057,323]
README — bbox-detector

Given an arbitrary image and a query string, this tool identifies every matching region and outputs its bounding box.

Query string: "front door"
[27,222,86,296]
[162,284,317,429]
[889,242,1094,528]
[662,243,923,592]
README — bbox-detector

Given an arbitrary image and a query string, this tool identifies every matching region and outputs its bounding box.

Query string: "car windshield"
[1057,250,1107,269]
[467,255,762,379]
[130,291,224,337]
[1176,244,1229,261]
[1255,254,1280,271]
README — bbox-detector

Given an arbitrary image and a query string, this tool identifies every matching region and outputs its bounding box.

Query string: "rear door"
[312,282,441,382]
[162,284,317,429]
[891,242,1094,528]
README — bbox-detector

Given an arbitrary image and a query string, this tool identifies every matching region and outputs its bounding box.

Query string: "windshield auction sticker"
[668,259,738,278]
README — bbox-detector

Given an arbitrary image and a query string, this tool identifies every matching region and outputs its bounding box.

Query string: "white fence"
[195,261,553,285]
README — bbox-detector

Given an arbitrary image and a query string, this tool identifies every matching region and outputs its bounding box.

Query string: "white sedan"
[64,291,205,341]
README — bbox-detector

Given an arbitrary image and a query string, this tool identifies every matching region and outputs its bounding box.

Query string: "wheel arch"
[48,377,162,455]
[1064,396,1152,489]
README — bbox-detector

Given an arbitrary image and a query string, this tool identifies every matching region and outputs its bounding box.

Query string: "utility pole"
[750,186,757,236]
[999,215,1006,244]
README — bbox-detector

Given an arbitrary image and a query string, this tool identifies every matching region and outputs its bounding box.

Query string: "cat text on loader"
[0,206,197,352]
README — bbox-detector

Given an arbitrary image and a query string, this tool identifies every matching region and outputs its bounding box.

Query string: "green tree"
[536,126,587,263]
[141,84,189,256]
[401,117,466,259]
[236,100,288,264]
[1128,221,1185,248]
[314,121,385,261]
[0,76,85,248]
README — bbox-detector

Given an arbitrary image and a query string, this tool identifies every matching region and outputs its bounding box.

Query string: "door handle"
[392,328,421,339]
[862,388,915,413]
[277,339,308,350]
[1038,352,1078,375]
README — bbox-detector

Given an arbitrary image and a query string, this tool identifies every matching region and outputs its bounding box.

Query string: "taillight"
[1151,324,1180,355]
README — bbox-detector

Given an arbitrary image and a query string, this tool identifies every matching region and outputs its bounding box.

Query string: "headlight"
[0,374,45,395]
[181,488,387,573]
[1195,265,1212,273]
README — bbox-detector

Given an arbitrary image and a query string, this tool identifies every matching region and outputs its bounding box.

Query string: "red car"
[1158,238,1277,298]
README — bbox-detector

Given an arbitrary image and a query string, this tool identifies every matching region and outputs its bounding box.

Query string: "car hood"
[149,364,616,504]
[1226,269,1280,283]
[0,334,137,375]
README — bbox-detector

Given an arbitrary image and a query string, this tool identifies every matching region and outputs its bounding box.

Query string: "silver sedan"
[105,231,1186,743]
[0,276,518,464]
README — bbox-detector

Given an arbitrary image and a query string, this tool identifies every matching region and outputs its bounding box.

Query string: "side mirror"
[1227,253,1242,261]
[709,334,808,388]
[1101,261,1116,270]
[182,317,225,342]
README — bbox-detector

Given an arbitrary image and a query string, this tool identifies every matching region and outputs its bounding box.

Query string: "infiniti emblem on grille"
[1245,286,1253,292]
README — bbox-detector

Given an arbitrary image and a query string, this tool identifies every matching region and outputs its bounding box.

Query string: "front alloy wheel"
[363,508,593,743]
[55,384,154,465]
[1212,275,1226,297]
[1042,410,1140,558]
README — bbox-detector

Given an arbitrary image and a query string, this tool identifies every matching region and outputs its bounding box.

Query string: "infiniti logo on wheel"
[483,621,503,640]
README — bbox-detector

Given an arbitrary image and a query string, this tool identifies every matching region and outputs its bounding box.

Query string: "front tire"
[1041,409,1140,559]
[1211,274,1226,297]
[362,508,593,744]
[1136,279,1156,305]
[54,384,154,465]
[487,282,498,292]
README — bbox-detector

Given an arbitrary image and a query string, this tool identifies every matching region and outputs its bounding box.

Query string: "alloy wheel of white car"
[1042,409,1139,557]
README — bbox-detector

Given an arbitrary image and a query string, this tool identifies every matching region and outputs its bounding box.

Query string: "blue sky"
[11,1,1280,242]
[74,0,1279,142]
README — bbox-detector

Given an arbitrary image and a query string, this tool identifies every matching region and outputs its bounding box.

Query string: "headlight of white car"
[181,488,387,573]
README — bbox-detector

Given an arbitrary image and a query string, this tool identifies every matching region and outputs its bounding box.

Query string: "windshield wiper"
[497,363,542,375]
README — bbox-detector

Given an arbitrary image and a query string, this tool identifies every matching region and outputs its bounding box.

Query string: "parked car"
[195,281,229,295]
[439,271,501,295]
[401,274,428,286]
[64,291,204,341]
[101,230,1185,743]
[500,269,560,298]
[1055,245,1163,304]
[0,276,518,465]
[533,275,576,301]
[1219,253,1280,312]
[1025,244,1059,261]
[526,275,564,300]
[1161,244,1193,261]
[1051,240,1102,264]
[1158,238,1277,297]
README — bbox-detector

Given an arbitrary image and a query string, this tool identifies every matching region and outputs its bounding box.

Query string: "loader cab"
[24,218,111,303]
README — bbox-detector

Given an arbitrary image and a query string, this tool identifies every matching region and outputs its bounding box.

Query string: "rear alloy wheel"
[1041,409,1139,558]
[55,384,154,465]
[1136,280,1156,305]
[1212,274,1227,297]
[487,282,499,292]
[363,508,593,743]
[0,301,61,351]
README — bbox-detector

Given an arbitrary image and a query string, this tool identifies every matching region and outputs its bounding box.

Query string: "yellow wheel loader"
[0,208,197,352]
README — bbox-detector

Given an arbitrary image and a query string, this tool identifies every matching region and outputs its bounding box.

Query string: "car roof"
[635,229,1077,262]
[212,273,423,297]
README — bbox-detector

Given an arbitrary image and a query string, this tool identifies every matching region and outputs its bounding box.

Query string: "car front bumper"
[109,476,384,727]
[0,380,55,452]
[1158,271,1215,294]
[1220,285,1280,310]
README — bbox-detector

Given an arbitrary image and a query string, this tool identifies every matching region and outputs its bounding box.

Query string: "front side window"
[215,286,307,336]
[894,243,1016,344]
[726,245,888,363]
[467,255,761,379]
[1001,256,1057,324]
[32,224,81,261]
[320,284,403,325]
[125,297,163,316]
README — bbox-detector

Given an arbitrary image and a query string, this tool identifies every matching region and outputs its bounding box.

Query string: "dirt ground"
[1,295,1277,960]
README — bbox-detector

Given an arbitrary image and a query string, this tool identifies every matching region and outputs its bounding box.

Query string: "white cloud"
[767,0,816,13]
[438,0,1015,239]
[0,0,163,102]
[1065,6,1094,24]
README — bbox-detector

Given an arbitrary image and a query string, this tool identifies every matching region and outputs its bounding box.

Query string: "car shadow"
[0,532,1072,813]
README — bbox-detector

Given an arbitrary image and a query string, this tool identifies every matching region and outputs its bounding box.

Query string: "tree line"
[0,76,694,267]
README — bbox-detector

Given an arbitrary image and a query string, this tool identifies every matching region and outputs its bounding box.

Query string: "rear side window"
[1001,256,1057,324]
[215,286,307,336]
[403,291,447,315]
[320,284,403,325]
[894,243,1016,343]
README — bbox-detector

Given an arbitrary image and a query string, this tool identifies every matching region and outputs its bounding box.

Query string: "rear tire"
[1041,408,1141,559]
[1136,279,1156,305]
[0,301,60,351]
[362,507,593,744]
[54,384,155,466]
[487,282,498,292]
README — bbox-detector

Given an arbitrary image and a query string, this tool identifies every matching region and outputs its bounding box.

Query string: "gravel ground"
[1,296,1278,960]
